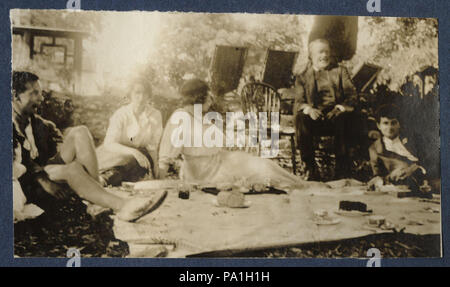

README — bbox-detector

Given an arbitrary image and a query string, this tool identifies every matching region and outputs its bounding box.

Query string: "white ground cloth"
[112,180,441,257]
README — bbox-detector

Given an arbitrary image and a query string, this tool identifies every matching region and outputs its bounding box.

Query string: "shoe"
[118,190,168,222]
[398,181,433,199]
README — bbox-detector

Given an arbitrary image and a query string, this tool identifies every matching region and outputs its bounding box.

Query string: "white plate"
[212,199,251,208]
[313,218,341,225]
[379,185,410,193]
[335,210,372,217]
[362,221,396,231]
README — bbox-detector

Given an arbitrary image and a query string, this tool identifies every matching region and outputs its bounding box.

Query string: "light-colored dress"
[158,105,311,189]
[97,103,163,170]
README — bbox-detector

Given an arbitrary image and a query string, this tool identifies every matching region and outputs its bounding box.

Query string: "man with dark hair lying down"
[368,104,432,198]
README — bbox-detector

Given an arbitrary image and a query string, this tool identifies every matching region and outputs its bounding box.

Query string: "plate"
[335,210,372,217]
[212,199,251,208]
[378,185,410,193]
[364,190,389,195]
[362,221,396,231]
[313,218,341,225]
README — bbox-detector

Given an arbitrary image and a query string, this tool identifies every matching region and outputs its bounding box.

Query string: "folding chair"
[210,45,248,96]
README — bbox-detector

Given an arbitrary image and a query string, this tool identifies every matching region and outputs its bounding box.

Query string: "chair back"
[262,49,298,90]
[210,45,248,95]
[241,82,281,125]
[239,82,281,156]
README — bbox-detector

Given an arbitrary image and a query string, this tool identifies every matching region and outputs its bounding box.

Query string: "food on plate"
[217,191,247,208]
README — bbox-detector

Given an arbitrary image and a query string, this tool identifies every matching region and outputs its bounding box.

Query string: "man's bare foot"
[117,190,168,222]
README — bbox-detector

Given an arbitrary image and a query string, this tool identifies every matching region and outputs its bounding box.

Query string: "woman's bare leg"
[59,126,99,181]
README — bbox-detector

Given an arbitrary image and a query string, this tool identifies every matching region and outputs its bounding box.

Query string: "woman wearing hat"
[96,79,163,186]
[158,78,327,190]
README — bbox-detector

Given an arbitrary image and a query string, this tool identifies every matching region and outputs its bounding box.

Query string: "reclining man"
[293,38,358,180]
[368,104,432,198]
[12,71,166,222]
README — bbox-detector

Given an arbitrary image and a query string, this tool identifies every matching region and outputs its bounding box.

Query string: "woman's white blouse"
[158,106,221,171]
[104,104,163,151]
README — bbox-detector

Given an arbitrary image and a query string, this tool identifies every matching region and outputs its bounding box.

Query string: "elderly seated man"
[293,38,359,180]
[12,71,166,222]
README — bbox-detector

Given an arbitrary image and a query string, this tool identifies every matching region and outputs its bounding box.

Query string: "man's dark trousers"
[296,110,355,178]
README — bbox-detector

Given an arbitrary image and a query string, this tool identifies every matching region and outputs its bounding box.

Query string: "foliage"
[38,90,74,130]
[140,13,307,100]
[14,195,128,257]
[241,233,441,258]
[348,17,438,91]
[13,11,438,95]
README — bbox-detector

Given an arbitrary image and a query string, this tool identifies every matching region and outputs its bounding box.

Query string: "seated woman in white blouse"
[96,80,163,186]
[158,79,328,190]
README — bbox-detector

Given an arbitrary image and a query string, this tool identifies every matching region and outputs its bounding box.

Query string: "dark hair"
[12,71,39,97]
[375,104,401,123]
[180,79,209,105]
[129,77,153,100]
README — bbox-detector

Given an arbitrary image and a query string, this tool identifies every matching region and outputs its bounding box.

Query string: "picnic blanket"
[112,180,441,257]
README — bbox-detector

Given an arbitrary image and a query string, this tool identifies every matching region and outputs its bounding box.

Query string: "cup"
[177,182,190,199]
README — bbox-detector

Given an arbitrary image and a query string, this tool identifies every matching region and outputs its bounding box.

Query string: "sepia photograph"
[11,9,440,258]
